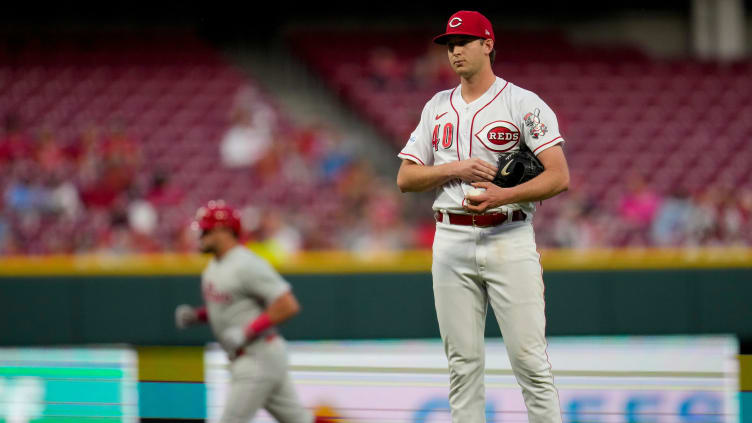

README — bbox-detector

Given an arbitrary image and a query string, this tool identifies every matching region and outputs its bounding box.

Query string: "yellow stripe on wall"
[0,247,750,276]
[541,247,752,271]
[741,355,752,391]
[137,346,205,382]
[0,253,210,276]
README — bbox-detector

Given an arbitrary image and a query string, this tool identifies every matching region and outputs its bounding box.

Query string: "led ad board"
[206,336,738,423]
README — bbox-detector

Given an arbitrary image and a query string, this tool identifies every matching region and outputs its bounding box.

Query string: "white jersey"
[398,76,565,215]
[201,245,290,354]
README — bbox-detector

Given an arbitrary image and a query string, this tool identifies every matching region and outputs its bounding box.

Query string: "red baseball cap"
[433,10,495,45]
[194,200,241,236]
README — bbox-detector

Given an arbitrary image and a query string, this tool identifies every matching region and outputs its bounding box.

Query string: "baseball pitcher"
[397,10,569,423]
[175,200,327,423]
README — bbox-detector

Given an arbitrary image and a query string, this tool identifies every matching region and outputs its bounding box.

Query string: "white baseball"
[466,188,485,198]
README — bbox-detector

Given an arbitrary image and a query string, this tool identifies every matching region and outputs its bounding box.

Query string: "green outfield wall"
[1,262,750,345]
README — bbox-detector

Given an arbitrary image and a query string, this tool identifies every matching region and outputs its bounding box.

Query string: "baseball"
[466,187,486,198]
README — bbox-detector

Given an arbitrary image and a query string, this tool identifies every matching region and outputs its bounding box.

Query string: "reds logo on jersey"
[474,120,520,152]
[523,108,548,139]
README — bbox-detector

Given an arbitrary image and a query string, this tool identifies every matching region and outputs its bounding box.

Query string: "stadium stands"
[288,29,752,247]
[0,28,749,253]
[0,30,408,254]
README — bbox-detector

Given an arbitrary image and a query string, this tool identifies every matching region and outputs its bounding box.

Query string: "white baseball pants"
[432,219,562,423]
[220,337,312,423]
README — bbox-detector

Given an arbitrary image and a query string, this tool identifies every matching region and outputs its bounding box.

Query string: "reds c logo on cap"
[434,10,495,45]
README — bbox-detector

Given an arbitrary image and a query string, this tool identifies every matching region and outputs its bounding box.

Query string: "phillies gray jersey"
[202,245,290,354]
[398,77,565,215]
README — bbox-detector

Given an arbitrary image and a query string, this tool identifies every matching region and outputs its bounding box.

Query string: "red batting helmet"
[194,200,241,236]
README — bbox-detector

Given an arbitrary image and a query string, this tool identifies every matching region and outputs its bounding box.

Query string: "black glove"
[492,149,544,188]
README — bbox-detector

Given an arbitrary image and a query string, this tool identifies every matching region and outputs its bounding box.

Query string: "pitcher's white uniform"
[202,245,312,423]
[399,76,564,423]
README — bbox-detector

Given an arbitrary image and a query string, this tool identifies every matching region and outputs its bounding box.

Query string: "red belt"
[435,210,527,227]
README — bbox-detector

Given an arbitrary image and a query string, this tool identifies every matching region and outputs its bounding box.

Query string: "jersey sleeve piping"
[398,152,426,165]
[532,136,564,155]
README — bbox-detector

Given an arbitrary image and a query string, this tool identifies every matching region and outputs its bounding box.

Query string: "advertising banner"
[206,336,738,423]
[0,347,138,423]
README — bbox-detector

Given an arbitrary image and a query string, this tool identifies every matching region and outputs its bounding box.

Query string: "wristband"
[244,313,273,339]
[196,306,208,322]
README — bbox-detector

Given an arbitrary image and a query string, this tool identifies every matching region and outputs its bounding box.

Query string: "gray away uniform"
[202,245,312,423]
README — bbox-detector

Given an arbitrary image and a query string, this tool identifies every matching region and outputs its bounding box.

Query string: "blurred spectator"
[258,209,303,259]
[46,170,82,220]
[342,183,408,253]
[232,85,277,124]
[79,172,123,209]
[93,199,143,254]
[618,174,661,229]
[253,137,286,183]
[553,200,590,248]
[651,189,693,246]
[146,171,184,207]
[4,163,45,213]
[102,124,142,189]
[76,125,141,210]
[0,113,33,164]
[35,129,66,174]
[687,189,720,245]
[292,124,354,181]
[220,97,276,168]
[718,189,745,245]
[128,199,158,237]
[68,125,104,167]
[317,128,354,182]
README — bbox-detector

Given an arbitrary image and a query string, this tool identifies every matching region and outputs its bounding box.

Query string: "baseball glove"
[492,148,544,188]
